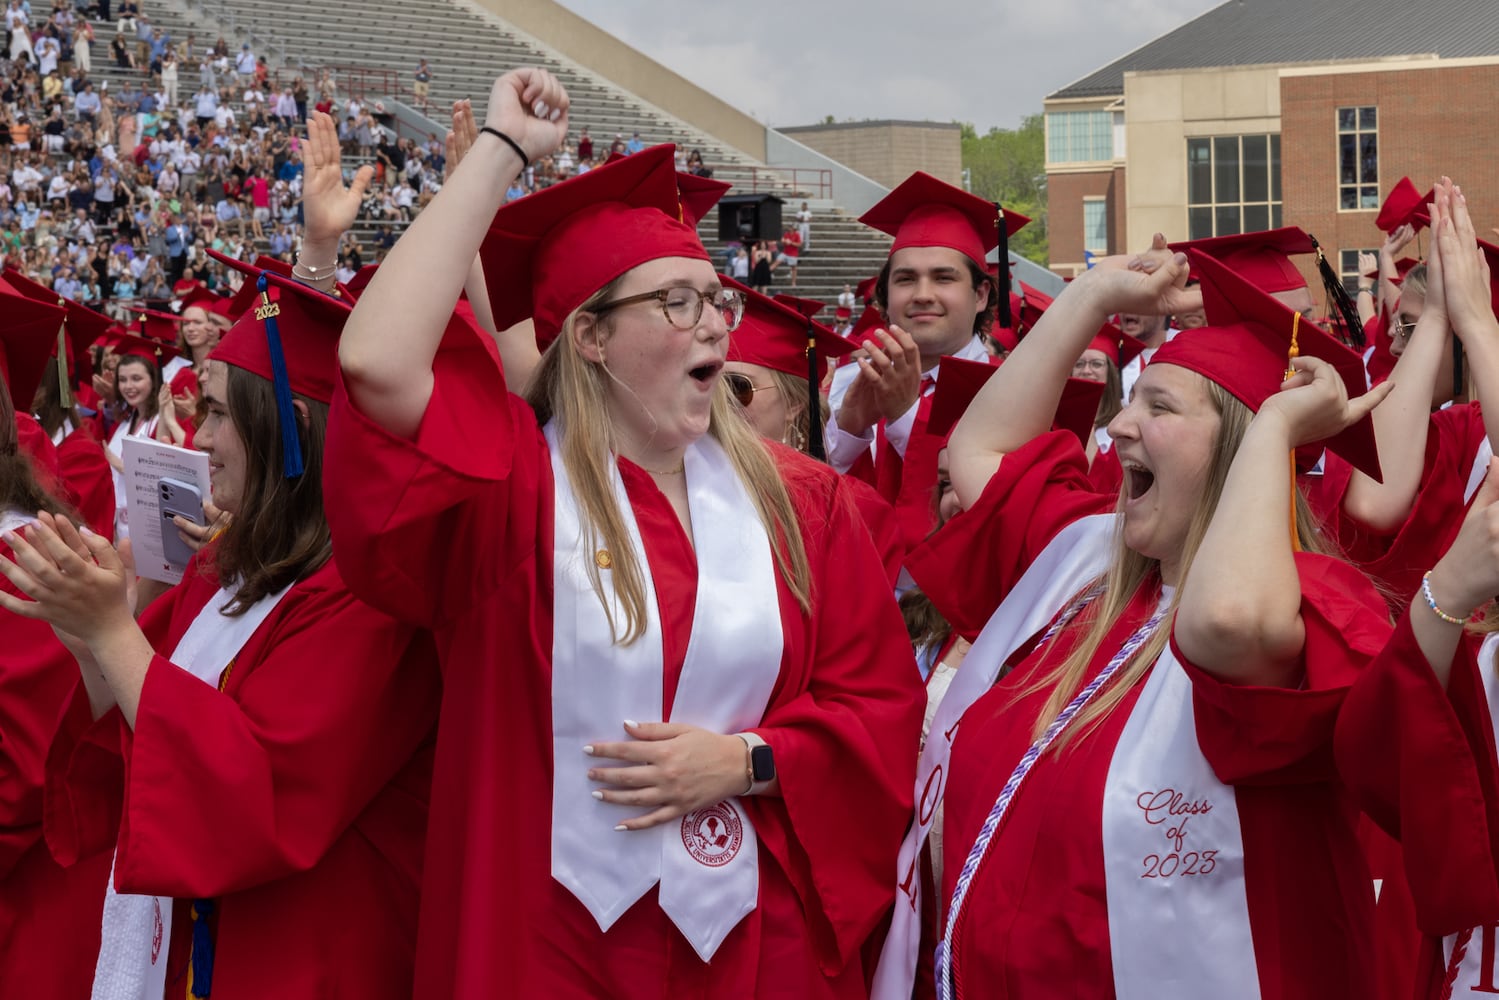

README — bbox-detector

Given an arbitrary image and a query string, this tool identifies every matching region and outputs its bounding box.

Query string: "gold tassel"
[55,322,72,409]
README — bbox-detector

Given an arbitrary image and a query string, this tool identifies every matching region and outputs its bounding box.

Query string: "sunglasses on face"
[723,371,775,407]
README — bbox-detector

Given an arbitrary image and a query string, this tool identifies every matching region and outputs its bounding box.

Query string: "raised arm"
[946,247,1197,507]
[337,69,567,439]
[1341,185,1451,532]
[1441,183,1499,450]
[1177,356,1392,686]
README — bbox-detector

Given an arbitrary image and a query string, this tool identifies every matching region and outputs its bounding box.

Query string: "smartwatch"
[737,732,776,795]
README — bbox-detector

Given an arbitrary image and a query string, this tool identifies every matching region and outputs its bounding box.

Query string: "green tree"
[960,114,1047,264]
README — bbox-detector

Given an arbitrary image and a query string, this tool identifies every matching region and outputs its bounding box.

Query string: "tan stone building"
[777,121,963,189]
[1044,0,1499,288]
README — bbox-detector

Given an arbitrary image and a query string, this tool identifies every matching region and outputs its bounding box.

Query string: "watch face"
[750,744,775,782]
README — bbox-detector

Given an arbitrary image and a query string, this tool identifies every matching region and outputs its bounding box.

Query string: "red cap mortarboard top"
[772,293,825,320]
[1,267,111,385]
[675,172,731,229]
[925,355,1102,446]
[346,264,379,299]
[1477,239,1499,316]
[105,329,182,367]
[725,279,855,378]
[1375,177,1434,234]
[1087,323,1146,369]
[479,145,711,350]
[172,277,203,297]
[177,286,225,314]
[1018,282,1054,332]
[849,303,884,342]
[1168,227,1314,294]
[210,269,351,406]
[856,275,878,303]
[833,305,852,321]
[0,286,66,410]
[1150,248,1382,480]
[859,172,1028,270]
[132,307,182,346]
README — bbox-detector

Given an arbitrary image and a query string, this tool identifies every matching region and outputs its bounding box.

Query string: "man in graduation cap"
[827,171,1028,550]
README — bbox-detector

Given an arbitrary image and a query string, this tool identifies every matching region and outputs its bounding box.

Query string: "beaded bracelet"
[1421,570,1468,626]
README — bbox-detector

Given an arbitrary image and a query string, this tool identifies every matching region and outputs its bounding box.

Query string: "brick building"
[1043,0,1499,288]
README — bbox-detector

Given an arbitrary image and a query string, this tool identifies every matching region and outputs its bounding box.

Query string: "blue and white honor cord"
[934,595,1169,1000]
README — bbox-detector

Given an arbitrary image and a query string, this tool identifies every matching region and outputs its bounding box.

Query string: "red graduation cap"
[173,277,203,298]
[1,267,111,387]
[178,285,226,315]
[1151,248,1382,480]
[676,171,731,229]
[726,278,855,378]
[0,285,67,411]
[346,264,379,299]
[1017,281,1055,332]
[772,293,825,320]
[131,306,182,347]
[211,269,352,406]
[1087,322,1146,369]
[855,275,879,303]
[480,145,710,349]
[105,328,182,368]
[1477,239,1499,316]
[849,303,885,342]
[1375,177,1433,234]
[833,305,852,321]
[925,355,1101,446]
[1168,227,1314,294]
[204,247,357,306]
[860,172,1028,270]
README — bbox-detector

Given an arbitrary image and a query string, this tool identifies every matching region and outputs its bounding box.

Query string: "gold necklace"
[641,463,685,476]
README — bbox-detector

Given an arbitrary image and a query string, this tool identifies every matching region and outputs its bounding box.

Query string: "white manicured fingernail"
[623,719,639,728]
[582,744,595,755]
[533,100,546,116]
[549,107,562,122]
[614,824,628,832]
[591,790,604,800]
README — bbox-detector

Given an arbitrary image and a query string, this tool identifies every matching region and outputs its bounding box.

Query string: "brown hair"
[209,365,331,615]
[0,383,71,518]
[115,354,162,427]
[1017,377,1332,753]
[874,256,995,337]
[32,356,78,439]
[527,279,812,645]
[1094,358,1123,429]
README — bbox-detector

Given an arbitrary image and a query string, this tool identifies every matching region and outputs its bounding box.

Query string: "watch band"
[736,732,773,795]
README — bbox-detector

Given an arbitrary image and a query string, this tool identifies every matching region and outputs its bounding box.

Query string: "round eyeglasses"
[592,285,745,332]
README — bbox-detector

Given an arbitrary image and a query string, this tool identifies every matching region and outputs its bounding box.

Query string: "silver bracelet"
[292,259,335,283]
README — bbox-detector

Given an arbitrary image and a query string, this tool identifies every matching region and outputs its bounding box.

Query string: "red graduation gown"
[1336,613,1499,999]
[54,423,115,538]
[1324,402,1488,609]
[44,554,440,1000]
[0,539,110,1000]
[322,355,924,999]
[906,431,1392,998]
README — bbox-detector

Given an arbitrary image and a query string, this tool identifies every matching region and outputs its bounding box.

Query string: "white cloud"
[556,0,1223,131]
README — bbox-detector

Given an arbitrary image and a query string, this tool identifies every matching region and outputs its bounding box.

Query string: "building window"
[1340,248,1378,297]
[1186,134,1282,239]
[1047,110,1114,164]
[1083,198,1108,255]
[1337,106,1378,210]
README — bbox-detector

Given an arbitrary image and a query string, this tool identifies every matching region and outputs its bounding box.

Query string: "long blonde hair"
[1017,377,1331,753]
[526,280,813,645]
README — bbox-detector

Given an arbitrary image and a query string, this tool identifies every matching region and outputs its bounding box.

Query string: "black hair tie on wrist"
[480,126,530,170]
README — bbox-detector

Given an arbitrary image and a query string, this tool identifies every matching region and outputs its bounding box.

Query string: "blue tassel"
[256,274,305,479]
[189,898,215,997]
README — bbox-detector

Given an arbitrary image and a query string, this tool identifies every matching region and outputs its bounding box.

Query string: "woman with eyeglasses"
[323,70,922,998]
[1067,325,1143,496]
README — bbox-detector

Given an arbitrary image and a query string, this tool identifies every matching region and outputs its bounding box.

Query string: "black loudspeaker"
[716,194,784,243]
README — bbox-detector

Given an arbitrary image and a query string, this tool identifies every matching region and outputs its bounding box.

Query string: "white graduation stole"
[1102,645,1259,999]
[1440,633,1499,990]
[1464,437,1493,505]
[872,513,1116,1000]
[545,422,784,962]
[92,580,294,1000]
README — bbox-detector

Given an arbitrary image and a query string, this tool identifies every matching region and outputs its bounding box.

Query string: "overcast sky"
[554,0,1225,133]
